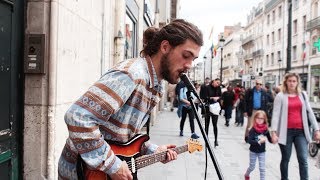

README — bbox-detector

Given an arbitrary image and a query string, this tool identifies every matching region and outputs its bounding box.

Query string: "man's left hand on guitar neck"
[155,144,178,164]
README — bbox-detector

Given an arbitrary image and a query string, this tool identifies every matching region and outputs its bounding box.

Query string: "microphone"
[179,73,202,102]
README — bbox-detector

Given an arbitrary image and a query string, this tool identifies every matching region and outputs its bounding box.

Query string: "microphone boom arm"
[181,73,224,180]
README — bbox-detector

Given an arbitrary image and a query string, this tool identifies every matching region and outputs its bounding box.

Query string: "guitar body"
[83,134,201,180]
[85,134,149,180]
[108,134,150,159]
[107,134,149,180]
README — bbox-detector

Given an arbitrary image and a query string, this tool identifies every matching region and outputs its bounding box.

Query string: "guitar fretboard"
[134,144,188,170]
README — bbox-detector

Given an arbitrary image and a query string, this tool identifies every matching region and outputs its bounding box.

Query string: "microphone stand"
[186,90,224,180]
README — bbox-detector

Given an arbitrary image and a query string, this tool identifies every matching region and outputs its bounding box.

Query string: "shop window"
[311,74,320,102]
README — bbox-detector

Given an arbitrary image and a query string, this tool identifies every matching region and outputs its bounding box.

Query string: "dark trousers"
[224,105,233,125]
[279,129,308,180]
[180,106,195,133]
[205,112,219,142]
[235,108,244,125]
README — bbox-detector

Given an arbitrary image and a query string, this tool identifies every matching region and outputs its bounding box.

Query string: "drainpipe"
[47,0,58,179]
[114,0,125,64]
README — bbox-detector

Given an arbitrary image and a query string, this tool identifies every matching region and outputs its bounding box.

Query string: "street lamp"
[203,56,207,83]
[219,37,225,81]
[278,58,282,85]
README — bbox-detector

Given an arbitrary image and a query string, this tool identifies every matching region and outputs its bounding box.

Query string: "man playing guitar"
[58,19,203,180]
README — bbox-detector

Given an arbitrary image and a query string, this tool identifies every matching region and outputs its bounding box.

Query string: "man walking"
[244,79,272,142]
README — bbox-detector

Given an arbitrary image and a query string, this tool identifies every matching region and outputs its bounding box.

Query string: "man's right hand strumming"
[109,161,133,180]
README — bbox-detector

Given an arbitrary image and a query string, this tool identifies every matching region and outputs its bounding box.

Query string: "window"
[303,15,306,30]
[272,32,275,44]
[272,10,275,24]
[302,43,306,59]
[125,13,137,59]
[271,53,274,65]
[266,55,269,66]
[267,14,270,25]
[293,19,298,34]
[278,28,281,41]
[293,46,297,60]
[278,6,282,18]
[312,37,319,55]
[277,51,281,62]
[267,34,270,45]
[314,2,319,18]
[293,0,299,9]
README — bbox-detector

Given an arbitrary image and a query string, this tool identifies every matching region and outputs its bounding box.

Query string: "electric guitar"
[84,134,202,180]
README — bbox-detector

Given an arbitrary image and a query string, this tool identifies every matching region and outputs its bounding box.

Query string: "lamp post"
[219,37,225,81]
[286,0,292,73]
[278,58,282,85]
[203,56,207,83]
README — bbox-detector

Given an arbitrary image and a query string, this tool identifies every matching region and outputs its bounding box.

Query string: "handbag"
[209,103,221,115]
[301,92,312,127]
[301,92,315,137]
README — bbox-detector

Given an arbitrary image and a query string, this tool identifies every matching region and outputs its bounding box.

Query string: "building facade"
[306,0,320,103]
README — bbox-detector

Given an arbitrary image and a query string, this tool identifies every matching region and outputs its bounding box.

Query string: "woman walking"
[271,73,320,180]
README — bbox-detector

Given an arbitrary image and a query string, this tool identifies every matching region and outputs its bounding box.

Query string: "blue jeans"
[245,151,266,180]
[279,129,308,180]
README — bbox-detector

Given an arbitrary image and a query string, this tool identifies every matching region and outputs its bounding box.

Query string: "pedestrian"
[178,85,199,139]
[244,79,272,143]
[265,85,274,126]
[203,78,222,147]
[234,84,242,125]
[200,77,211,101]
[199,77,211,115]
[176,80,185,118]
[58,19,203,180]
[194,82,201,111]
[167,83,176,111]
[234,93,246,126]
[221,86,235,127]
[244,110,272,180]
[271,72,320,180]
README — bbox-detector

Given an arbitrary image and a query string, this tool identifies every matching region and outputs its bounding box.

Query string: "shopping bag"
[209,103,221,115]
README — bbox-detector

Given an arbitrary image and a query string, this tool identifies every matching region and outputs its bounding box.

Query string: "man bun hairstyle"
[140,19,203,57]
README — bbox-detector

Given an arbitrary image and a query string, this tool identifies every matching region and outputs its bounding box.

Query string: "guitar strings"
[125,145,188,170]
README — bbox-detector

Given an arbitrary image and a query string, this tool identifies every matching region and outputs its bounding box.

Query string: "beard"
[160,53,178,84]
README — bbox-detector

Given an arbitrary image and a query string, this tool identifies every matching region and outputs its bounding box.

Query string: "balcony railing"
[243,53,253,60]
[242,35,254,46]
[255,8,263,17]
[307,16,320,31]
[253,49,264,57]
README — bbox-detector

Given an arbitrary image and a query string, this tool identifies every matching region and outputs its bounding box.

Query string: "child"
[244,110,272,180]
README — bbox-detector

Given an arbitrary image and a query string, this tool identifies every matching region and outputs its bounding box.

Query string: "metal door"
[0,0,24,179]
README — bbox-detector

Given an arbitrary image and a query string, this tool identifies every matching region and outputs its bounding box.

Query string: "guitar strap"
[76,155,85,180]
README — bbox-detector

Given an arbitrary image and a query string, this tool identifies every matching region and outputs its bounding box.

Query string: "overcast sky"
[179,0,260,58]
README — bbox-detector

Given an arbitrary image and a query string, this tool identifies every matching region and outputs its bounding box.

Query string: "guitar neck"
[134,144,188,170]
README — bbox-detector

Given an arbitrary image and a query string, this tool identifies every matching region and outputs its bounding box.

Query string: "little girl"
[244,110,272,180]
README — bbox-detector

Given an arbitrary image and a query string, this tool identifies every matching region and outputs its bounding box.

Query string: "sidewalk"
[138,109,320,180]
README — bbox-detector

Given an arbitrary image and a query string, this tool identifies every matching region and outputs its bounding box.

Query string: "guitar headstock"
[186,138,203,153]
